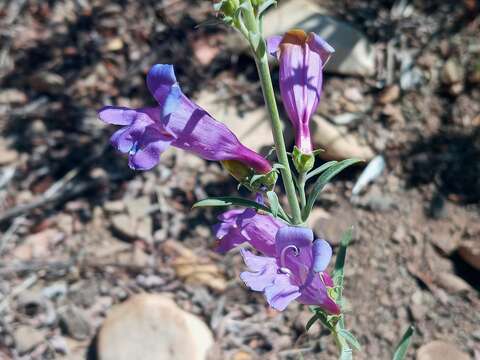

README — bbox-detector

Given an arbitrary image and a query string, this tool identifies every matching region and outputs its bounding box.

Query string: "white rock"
[312,116,374,161]
[97,294,214,360]
[13,326,44,354]
[262,0,375,77]
[416,341,470,360]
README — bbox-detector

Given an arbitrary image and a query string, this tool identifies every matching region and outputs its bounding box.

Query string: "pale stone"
[458,240,480,270]
[436,272,471,294]
[312,116,374,161]
[416,341,470,360]
[13,326,44,354]
[97,294,214,360]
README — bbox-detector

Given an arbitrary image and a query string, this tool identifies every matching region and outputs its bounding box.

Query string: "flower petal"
[276,226,314,253]
[264,274,301,311]
[240,249,278,292]
[306,33,335,66]
[266,35,282,56]
[98,107,137,125]
[128,134,172,170]
[312,239,332,272]
[146,64,182,117]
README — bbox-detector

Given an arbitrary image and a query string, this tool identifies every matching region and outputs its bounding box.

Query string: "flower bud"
[221,160,253,183]
[292,146,315,173]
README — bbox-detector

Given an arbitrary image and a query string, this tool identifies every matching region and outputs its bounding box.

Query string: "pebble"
[458,240,480,270]
[13,326,44,355]
[97,294,214,360]
[59,305,92,341]
[436,272,471,294]
[378,84,400,104]
[416,341,470,360]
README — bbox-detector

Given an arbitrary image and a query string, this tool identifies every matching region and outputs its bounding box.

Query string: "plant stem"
[298,172,307,210]
[255,54,303,224]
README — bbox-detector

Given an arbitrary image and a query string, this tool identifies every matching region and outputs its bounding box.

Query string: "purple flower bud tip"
[98,64,272,173]
[267,30,334,154]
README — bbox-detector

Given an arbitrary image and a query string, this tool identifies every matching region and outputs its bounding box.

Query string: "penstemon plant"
[98,1,414,358]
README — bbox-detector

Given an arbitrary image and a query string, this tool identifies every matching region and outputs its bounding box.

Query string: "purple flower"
[267,30,334,154]
[213,205,285,256]
[240,226,339,314]
[98,64,272,173]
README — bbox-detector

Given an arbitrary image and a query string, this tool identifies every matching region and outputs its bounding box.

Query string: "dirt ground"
[0,0,479,359]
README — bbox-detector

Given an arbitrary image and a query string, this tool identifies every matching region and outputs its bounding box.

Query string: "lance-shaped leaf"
[193,197,270,212]
[333,227,353,298]
[303,158,362,220]
[392,326,415,360]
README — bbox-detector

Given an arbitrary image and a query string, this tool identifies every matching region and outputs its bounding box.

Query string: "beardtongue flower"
[267,30,334,158]
[240,226,339,314]
[98,64,272,174]
[213,195,285,256]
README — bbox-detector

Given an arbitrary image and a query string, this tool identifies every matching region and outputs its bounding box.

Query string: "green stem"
[255,55,303,224]
[298,172,307,210]
[333,320,352,359]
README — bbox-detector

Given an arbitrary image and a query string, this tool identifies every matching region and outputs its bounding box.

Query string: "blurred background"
[0,0,479,359]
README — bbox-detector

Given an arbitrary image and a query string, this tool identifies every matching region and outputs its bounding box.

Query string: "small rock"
[30,72,65,94]
[97,294,214,360]
[343,87,363,103]
[105,37,124,51]
[13,326,44,355]
[110,214,136,240]
[312,116,374,161]
[59,305,91,340]
[263,0,375,77]
[458,240,480,270]
[232,351,253,360]
[0,141,19,165]
[103,200,125,213]
[416,341,470,360]
[125,197,150,219]
[436,272,471,294]
[0,89,28,104]
[441,58,464,85]
[355,187,395,212]
[392,225,407,243]
[331,113,362,126]
[378,84,400,104]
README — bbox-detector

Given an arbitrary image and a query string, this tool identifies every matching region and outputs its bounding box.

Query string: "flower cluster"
[214,200,339,313]
[99,29,338,314]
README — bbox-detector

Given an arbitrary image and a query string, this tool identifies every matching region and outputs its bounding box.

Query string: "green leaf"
[392,326,415,360]
[305,313,321,332]
[257,0,276,16]
[339,329,361,351]
[339,348,353,360]
[266,191,279,217]
[303,158,362,220]
[332,227,353,298]
[272,163,286,170]
[305,160,338,181]
[193,197,270,213]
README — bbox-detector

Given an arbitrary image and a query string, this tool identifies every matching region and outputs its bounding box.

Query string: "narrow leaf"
[266,191,279,217]
[193,197,269,213]
[392,326,415,360]
[305,313,321,332]
[339,329,361,351]
[257,0,276,15]
[303,158,362,220]
[339,348,353,360]
[333,227,353,299]
[305,160,338,181]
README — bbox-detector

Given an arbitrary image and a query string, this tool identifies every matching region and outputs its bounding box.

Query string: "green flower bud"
[292,146,315,173]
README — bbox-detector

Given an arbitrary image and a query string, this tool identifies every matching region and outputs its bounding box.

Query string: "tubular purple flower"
[98,64,272,173]
[267,30,334,154]
[239,226,339,314]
